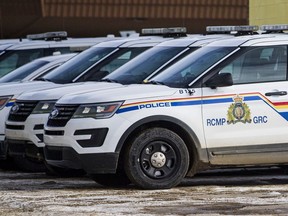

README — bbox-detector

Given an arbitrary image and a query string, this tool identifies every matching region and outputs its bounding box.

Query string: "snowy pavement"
[0,167,288,215]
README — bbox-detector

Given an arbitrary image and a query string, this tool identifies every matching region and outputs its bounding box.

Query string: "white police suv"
[1,28,188,168]
[43,25,288,189]
[5,34,235,172]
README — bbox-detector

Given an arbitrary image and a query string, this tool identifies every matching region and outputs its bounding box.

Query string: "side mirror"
[205,73,233,89]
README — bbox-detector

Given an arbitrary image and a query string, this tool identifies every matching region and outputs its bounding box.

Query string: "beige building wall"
[250,0,288,25]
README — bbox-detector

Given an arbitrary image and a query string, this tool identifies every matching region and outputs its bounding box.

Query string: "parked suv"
[0,28,188,168]
[4,35,233,172]
[43,25,288,189]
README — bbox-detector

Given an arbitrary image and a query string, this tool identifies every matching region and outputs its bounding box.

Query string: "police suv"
[43,25,288,189]
[0,31,114,78]
[0,28,187,168]
[5,33,235,172]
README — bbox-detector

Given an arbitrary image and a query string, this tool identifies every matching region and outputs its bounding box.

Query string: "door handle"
[265,91,287,96]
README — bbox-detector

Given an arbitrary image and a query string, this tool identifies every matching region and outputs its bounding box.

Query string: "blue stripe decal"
[116,95,266,114]
[5,102,14,107]
[171,100,202,106]
[243,95,262,101]
[278,112,288,121]
[202,98,233,105]
[117,106,139,114]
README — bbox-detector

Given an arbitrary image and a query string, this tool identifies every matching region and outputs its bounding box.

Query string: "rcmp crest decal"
[227,95,251,124]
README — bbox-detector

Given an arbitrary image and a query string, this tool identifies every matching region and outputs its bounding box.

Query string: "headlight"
[72,101,123,119]
[0,96,12,110]
[32,101,56,114]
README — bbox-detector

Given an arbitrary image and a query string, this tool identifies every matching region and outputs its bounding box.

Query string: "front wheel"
[124,127,189,189]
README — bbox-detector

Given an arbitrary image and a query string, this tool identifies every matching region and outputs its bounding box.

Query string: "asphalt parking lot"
[0,167,288,215]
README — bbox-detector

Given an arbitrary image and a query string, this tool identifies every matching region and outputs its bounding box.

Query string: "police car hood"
[17,82,123,101]
[0,81,61,97]
[57,84,177,104]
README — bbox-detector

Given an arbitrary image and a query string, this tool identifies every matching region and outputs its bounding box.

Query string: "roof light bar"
[260,24,288,32]
[206,25,258,33]
[141,27,187,35]
[27,31,68,41]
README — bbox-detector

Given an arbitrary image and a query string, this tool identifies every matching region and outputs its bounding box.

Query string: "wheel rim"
[140,140,178,179]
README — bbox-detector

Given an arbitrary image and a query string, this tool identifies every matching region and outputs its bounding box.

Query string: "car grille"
[8,101,38,122]
[47,105,79,127]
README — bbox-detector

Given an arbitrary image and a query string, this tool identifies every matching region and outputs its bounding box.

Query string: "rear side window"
[219,46,287,84]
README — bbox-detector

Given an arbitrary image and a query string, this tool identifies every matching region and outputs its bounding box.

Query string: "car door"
[201,45,288,165]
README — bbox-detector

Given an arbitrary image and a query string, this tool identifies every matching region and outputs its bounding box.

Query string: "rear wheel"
[124,127,189,189]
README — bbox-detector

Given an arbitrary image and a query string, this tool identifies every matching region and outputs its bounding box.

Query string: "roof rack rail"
[141,27,187,38]
[206,25,258,36]
[260,24,288,33]
[27,31,68,41]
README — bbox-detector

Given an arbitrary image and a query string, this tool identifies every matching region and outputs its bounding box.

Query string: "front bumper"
[5,114,48,148]
[6,139,44,161]
[44,146,119,174]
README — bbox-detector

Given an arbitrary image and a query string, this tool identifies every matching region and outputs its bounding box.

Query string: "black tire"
[45,163,86,177]
[90,170,131,187]
[13,156,46,172]
[124,127,189,189]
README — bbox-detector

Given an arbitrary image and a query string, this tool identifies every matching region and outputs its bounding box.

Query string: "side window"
[99,47,149,74]
[219,46,287,84]
[0,49,43,77]
[0,53,18,77]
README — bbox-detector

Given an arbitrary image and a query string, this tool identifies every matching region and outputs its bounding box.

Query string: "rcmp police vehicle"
[43,25,288,189]
[4,32,237,172]
[0,28,188,169]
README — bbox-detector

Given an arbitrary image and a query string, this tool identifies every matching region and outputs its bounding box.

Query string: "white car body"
[4,35,232,163]
[1,36,186,160]
[44,34,288,189]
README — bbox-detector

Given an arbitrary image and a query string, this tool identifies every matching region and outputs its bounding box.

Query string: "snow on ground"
[0,167,288,215]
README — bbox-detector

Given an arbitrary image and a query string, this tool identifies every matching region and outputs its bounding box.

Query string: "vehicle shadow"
[180,166,288,187]
[0,166,287,191]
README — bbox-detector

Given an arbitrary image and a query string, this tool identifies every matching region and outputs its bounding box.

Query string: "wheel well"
[118,119,200,176]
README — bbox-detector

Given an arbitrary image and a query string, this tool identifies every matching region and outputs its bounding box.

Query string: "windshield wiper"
[100,78,120,83]
[34,77,52,82]
[144,80,166,86]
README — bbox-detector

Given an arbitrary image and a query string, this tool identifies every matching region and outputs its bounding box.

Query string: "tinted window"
[0,49,44,77]
[76,47,149,82]
[0,60,49,83]
[152,46,236,88]
[42,47,115,83]
[219,46,287,84]
[104,46,192,84]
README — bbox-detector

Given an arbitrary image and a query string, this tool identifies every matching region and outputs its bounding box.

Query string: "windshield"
[41,47,115,83]
[70,47,150,83]
[0,49,44,77]
[0,60,48,83]
[151,46,236,88]
[103,46,196,84]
